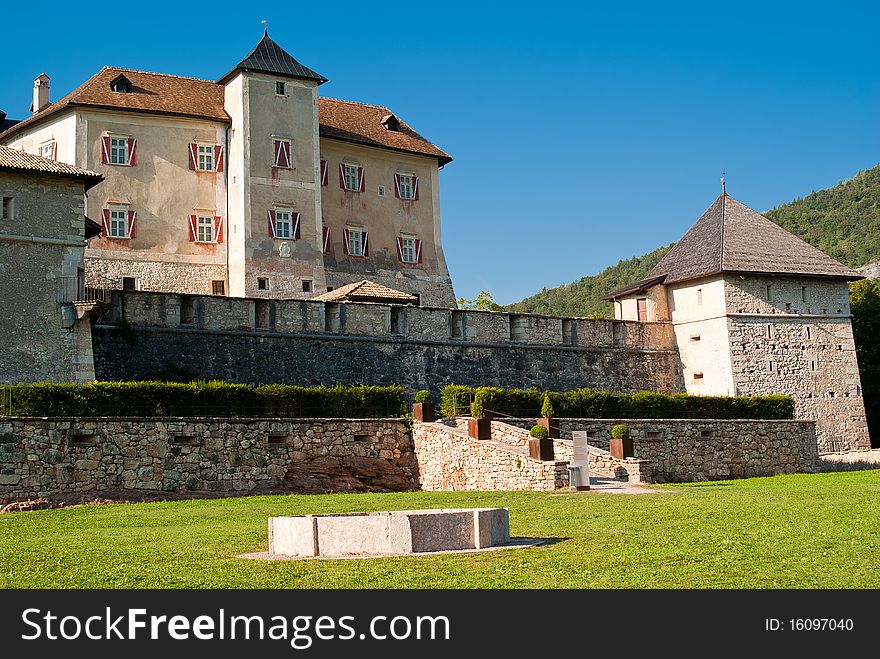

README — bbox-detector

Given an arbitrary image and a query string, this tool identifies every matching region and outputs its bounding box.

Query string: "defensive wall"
[92,291,683,394]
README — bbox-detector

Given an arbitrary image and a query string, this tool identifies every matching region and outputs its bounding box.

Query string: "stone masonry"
[0,417,415,504]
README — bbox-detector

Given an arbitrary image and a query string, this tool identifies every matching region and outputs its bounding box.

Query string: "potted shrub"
[528,424,555,461]
[412,390,436,422]
[537,393,559,438]
[610,423,634,459]
[467,393,492,440]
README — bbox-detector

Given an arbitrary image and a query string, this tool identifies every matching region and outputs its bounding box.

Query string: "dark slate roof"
[644,193,860,284]
[601,274,668,300]
[219,32,326,84]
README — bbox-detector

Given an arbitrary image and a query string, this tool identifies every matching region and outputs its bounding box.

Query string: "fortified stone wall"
[411,421,569,491]
[85,257,228,296]
[0,417,415,504]
[499,417,817,482]
[92,291,683,394]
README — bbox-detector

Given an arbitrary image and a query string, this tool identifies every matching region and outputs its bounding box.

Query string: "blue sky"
[1,1,878,303]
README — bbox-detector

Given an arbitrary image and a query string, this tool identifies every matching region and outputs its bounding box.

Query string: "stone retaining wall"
[492,417,818,482]
[0,417,415,504]
[412,421,569,491]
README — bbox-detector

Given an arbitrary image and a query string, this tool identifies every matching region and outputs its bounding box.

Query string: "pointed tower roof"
[219,32,327,84]
[645,193,860,283]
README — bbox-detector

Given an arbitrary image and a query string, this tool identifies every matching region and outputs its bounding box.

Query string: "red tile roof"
[0,145,103,189]
[312,280,419,304]
[0,67,451,164]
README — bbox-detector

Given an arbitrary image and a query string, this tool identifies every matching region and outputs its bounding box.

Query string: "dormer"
[109,74,133,94]
[381,113,401,132]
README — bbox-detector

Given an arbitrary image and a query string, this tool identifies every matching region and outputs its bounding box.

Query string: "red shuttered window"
[396,236,423,264]
[342,227,368,257]
[394,173,419,201]
[320,159,328,186]
[273,139,292,168]
[339,163,365,192]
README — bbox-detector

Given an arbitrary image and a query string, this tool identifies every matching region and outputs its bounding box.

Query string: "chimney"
[32,73,51,114]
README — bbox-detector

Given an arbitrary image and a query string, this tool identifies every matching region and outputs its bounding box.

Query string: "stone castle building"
[0,32,456,307]
[0,145,103,384]
[604,191,870,452]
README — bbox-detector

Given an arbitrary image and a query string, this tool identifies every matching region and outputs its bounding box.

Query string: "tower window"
[0,196,13,220]
[696,288,702,307]
[302,280,312,293]
[765,284,772,300]
[275,81,286,96]
[257,277,269,291]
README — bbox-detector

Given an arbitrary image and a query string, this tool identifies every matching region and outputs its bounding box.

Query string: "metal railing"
[55,273,113,305]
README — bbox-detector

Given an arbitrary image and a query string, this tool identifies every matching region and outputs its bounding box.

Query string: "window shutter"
[214,216,224,243]
[127,138,137,166]
[339,163,346,189]
[357,166,365,192]
[273,140,282,167]
[342,228,350,255]
[396,237,404,261]
[127,210,137,239]
[322,226,330,253]
[362,230,369,256]
[188,144,197,170]
[101,136,111,164]
[320,159,328,186]
[50,142,57,160]
[100,208,110,236]
[394,173,401,199]
[215,146,224,172]
[415,238,423,264]
[267,210,277,238]
[292,212,301,240]
[283,141,292,168]
[412,175,419,201]
[188,215,197,241]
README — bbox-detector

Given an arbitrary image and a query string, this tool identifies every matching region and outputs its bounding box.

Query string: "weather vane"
[721,171,726,195]
[261,19,268,34]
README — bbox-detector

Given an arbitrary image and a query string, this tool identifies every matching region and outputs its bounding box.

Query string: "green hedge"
[2,382,406,418]
[440,385,794,420]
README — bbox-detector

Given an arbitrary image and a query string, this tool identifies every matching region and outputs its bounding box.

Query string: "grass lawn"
[1,470,879,589]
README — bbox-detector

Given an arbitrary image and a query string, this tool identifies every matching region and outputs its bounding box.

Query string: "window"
[0,196,12,220]
[110,137,128,165]
[805,326,812,340]
[122,277,138,291]
[102,134,136,166]
[257,278,269,291]
[273,139,292,168]
[110,75,132,93]
[690,334,701,342]
[344,227,367,257]
[377,186,386,197]
[302,280,312,293]
[212,280,225,296]
[40,141,56,160]
[197,145,214,171]
[188,144,223,172]
[340,163,364,191]
[802,286,809,303]
[197,215,214,243]
[637,298,648,322]
[188,214,223,243]
[395,173,417,200]
[765,284,772,300]
[275,210,292,238]
[693,372,704,380]
[397,236,422,264]
[275,81,286,96]
[696,288,702,307]
[100,206,135,238]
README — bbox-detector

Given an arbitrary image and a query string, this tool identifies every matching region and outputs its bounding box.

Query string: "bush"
[541,393,556,419]
[440,385,475,418]
[612,424,629,439]
[414,390,431,403]
[3,381,406,418]
[530,424,549,439]
[438,385,793,420]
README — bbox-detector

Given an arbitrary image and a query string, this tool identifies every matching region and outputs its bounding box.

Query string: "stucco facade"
[0,34,456,306]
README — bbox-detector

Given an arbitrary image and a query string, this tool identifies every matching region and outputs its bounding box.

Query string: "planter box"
[412,402,435,423]
[528,436,555,461]
[537,417,559,439]
[610,437,634,460]
[468,418,492,440]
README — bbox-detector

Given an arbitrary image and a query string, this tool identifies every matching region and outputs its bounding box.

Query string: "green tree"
[850,278,880,446]
[457,290,505,311]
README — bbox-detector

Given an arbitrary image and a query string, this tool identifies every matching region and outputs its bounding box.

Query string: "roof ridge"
[720,192,726,272]
[102,66,220,84]
[319,96,390,112]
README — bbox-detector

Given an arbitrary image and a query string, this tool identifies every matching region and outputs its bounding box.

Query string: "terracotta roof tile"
[1,69,451,164]
[0,145,103,189]
[312,280,418,303]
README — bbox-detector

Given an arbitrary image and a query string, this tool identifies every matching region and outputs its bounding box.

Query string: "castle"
[0,32,456,307]
[0,34,872,460]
